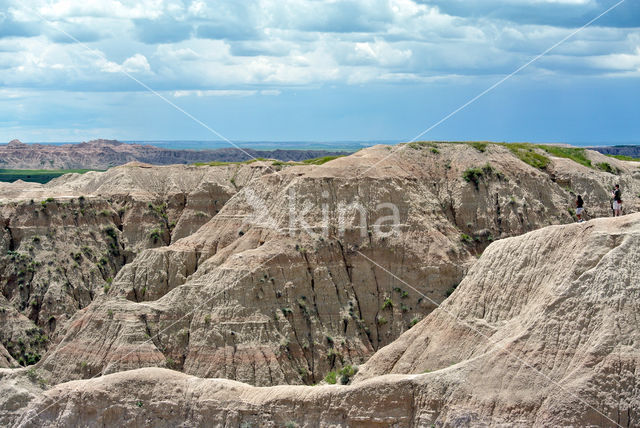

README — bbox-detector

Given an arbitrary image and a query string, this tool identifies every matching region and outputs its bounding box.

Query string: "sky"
[0,0,639,145]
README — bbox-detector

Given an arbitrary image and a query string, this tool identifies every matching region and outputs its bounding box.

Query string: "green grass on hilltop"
[193,158,267,166]
[499,143,551,170]
[499,143,591,169]
[403,141,599,171]
[404,141,489,152]
[301,155,345,165]
[606,154,640,162]
[194,155,344,167]
[0,169,95,184]
[536,145,592,168]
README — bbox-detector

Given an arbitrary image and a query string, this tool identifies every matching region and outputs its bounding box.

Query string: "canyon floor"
[1,142,639,427]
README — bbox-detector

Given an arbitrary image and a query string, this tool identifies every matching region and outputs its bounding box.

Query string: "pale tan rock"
[31,144,640,388]
[12,213,640,427]
[3,143,640,426]
[356,213,640,425]
[0,163,267,370]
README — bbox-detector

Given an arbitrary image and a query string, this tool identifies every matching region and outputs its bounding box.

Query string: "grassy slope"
[406,141,599,171]
[606,154,640,162]
[194,155,346,167]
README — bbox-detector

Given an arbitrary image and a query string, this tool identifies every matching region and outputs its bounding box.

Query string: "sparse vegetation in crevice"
[381,297,394,310]
[468,142,488,152]
[596,162,617,174]
[6,327,48,367]
[324,370,337,384]
[338,364,358,384]
[281,307,293,316]
[148,228,162,243]
[462,163,497,189]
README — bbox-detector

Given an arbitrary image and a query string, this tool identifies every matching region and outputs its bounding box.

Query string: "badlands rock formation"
[1,142,639,426]
[11,213,640,427]
[0,139,347,170]
[7,142,636,390]
[0,162,269,369]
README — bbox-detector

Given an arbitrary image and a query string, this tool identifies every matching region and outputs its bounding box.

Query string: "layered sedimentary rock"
[0,139,347,170]
[12,213,640,427]
[28,143,640,389]
[0,162,268,369]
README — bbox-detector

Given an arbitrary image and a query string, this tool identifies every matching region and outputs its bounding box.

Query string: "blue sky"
[0,0,639,144]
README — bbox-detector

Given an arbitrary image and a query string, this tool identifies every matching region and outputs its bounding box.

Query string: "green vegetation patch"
[193,158,266,166]
[405,141,489,152]
[596,162,617,174]
[606,154,640,162]
[402,141,596,170]
[324,370,337,384]
[0,169,95,184]
[462,163,496,189]
[537,145,592,168]
[301,155,345,165]
[500,143,550,170]
[338,365,358,384]
[195,155,344,167]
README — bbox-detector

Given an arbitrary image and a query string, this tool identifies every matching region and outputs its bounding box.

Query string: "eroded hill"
[0,142,634,390]
[0,162,269,369]
[7,213,640,427]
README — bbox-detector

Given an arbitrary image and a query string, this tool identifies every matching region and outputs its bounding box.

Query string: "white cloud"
[38,0,168,20]
[172,89,257,97]
[589,46,640,71]
[0,0,637,92]
[171,89,281,97]
[353,39,412,66]
[100,53,151,73]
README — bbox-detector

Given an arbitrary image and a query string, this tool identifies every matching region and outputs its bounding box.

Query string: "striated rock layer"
[25,143,640,389]
[0,139,347,170]
[11,213,640,427]
[0,162,268,369]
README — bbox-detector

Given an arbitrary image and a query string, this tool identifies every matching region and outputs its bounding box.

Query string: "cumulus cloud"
[0,0,637,92]
[100,54,151,74]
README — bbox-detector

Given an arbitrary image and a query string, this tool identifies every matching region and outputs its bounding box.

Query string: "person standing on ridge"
[612,184,622,217]
[576,195,585,222]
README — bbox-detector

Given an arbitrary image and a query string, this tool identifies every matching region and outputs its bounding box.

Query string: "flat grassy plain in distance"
[0,169,95,184]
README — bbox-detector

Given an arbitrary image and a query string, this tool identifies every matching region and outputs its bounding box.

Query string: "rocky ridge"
[6,142,637,389]
[0,139,347,170]
[1,142,640,426]
[0,161,270,370]
[8,212,640,427]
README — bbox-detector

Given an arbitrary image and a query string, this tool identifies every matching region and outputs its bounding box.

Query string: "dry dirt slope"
[21,142,640,390]
[8,213,640,427]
